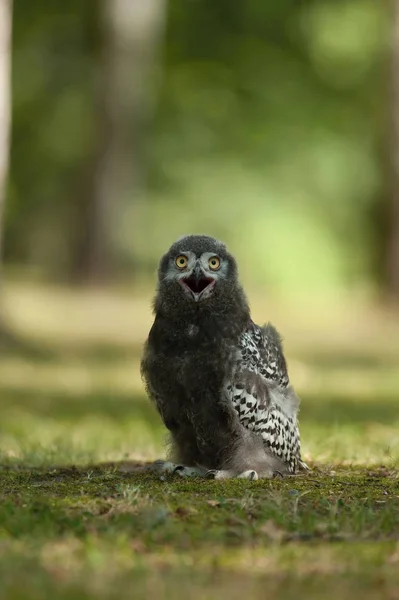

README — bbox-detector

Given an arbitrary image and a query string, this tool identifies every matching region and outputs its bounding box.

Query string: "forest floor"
[0,280,398,600]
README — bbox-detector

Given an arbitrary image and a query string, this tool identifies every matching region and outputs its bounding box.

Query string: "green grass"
[0,281,399,599]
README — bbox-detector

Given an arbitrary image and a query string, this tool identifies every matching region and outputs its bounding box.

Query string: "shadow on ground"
[0,387,157,422]
[295,347,399,370]
[0,334,143,364]
[0,385,397,428]
[300,393,399,426]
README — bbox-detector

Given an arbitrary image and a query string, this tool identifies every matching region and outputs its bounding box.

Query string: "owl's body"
[141,235,307,479]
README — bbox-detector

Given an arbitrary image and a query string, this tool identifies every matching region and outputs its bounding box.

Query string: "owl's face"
[157,235,238,305]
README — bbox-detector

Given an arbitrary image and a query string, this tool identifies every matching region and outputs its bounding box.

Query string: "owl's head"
[155,235,244,315]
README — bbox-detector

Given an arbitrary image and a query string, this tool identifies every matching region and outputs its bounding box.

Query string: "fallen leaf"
[175,507,189,517]
[207,500,221,507]
[175,506,198,517]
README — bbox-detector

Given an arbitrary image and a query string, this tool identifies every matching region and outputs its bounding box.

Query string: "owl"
[141,235,309,480]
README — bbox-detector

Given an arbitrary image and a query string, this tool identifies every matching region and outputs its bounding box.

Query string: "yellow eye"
[175,255,188,269]
[208,256,220,270]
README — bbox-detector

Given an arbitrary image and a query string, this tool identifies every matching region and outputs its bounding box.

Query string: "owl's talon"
[175,465,208,478]
[150,460,183,475]
[273,470,284,479]
[150,461,207,478]
[205,470,218,479]
[172,465,185,475]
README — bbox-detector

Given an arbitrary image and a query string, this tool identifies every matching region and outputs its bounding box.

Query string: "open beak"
[179,264,215,302]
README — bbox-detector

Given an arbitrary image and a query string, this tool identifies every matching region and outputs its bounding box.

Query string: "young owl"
[141,235,308,480]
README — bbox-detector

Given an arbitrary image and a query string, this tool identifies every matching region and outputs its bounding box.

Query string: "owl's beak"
[179,264,216,302]
[193,264,203,281]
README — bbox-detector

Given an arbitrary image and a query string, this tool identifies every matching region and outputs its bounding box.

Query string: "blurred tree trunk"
[0,0,12,335]
[386,0,399,299]
[73,0,167,283]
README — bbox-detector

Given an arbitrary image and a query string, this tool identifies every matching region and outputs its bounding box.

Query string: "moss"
[0,463,398,599]
[0,463,398,546]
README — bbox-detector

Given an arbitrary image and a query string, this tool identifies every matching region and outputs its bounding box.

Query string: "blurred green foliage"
[5,0,391,290]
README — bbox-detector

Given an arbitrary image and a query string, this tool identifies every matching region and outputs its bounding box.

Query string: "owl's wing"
[228,322,308,473]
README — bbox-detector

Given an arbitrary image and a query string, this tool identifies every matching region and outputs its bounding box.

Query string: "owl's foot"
[173,465,208,477]
[150,460,177,474]
[207,469,259,481]
[150,460,207,478]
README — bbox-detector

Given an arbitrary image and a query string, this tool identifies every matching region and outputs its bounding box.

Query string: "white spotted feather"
[227,322,308,474]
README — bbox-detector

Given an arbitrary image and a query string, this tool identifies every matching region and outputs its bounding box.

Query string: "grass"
[0,280,399,599]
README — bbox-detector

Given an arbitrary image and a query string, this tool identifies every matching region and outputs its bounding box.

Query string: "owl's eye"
[208,256,221,270]
[175,255,188,269]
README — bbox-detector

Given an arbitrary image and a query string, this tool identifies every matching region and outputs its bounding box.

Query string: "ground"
[0,280,398,599]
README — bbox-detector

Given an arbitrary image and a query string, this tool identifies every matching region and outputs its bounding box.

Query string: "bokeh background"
[0,0,398,468]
